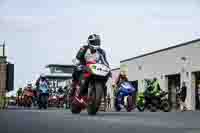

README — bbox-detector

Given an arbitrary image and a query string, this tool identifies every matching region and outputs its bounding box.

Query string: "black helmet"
[87,34,101,48]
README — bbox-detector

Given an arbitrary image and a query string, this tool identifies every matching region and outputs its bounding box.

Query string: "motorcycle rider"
[70,34,110,100]
[22,82,34,107]
[144,77,161,102]
[35,74,49,104]
[23,82,33,96]
[115,71,129,87]
[152,78,161,96]
[113,71,134,108]
[36,74,49,90]
[17,88,23,97]
[16,88,23,105]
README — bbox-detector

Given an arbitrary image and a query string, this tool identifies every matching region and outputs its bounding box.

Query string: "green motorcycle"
[136,92,145,112]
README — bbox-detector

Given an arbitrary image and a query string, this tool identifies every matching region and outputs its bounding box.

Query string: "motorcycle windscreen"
[120,82,136,92]
[90,64,110,76]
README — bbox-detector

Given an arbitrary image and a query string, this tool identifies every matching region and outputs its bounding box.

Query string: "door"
[167,74,180,110]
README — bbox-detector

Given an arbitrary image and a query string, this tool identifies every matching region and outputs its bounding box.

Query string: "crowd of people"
[16,74,67,108]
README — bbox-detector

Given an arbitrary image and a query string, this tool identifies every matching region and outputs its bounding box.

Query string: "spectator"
[180,82,187,111]
[107,93,111,110]
[197,84,200,108]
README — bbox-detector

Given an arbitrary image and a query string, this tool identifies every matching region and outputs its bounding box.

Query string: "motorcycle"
[23,90,34,108]
[48,93,58,107]
[70,60,111,115]
[56,93,65,108]
[38,84,49,109]
[136,92,145,112]
[137,91,170,112]
[114,81,136,112]
[16,96,24,106]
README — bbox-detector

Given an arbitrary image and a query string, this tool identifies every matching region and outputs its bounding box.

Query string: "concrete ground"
[0,107,200,133]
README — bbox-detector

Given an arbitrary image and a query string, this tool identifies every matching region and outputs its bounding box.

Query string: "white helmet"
[27,81,32,88]
[40,73,45,78]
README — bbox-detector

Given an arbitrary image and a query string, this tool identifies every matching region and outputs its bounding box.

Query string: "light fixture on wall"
[135,60,142,71]
[138,65,142,71]
[181,56,187,62]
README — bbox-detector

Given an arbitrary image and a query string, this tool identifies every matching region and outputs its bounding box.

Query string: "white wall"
[106,69,120,109]
[106,69,120,96]
[121,40,200,110]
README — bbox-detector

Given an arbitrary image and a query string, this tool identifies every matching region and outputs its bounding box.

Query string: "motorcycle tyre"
[161,99,170,112]
[114,97,121,112]
[137,105,145,112]
[87,81,104,115]
[70,102,81,114]
[149,104,157,112]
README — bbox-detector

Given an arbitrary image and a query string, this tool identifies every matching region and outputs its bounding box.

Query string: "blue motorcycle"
[114,81,137,112]
[38,81,49,109]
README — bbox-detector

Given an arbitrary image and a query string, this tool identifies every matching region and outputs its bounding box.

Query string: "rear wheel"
[87,81,104,115]
[161,99,170,112]
[148,104,157,112]
[126,96,133,112]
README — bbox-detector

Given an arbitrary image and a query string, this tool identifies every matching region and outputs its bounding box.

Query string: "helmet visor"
[89,39,100,46]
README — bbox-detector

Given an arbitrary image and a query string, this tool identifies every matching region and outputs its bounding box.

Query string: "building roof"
[120,38,200,63]
[46,64,75,68]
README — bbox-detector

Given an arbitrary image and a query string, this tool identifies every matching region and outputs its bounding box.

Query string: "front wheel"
[137,105,145,112]
[114,97,121,112]
[27,97,32,108]
[70,102,82,114]
[87,81,104,115]
[136,97,145,112]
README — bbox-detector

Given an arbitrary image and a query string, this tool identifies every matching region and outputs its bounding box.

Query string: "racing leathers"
[71,45,109,96]
[144,79,161,101]
[36,77,49,95]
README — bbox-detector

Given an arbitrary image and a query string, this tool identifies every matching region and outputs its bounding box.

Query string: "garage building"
[120,38,200,111]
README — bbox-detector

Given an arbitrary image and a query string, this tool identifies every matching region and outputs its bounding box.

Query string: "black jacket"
[180,86,187,101]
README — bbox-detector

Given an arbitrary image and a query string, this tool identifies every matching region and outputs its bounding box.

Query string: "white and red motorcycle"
[70,60,111,115]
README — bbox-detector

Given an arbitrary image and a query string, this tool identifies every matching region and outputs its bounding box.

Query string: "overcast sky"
[0,0,200,92]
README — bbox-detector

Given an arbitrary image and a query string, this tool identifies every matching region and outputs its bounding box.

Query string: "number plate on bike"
[90,64,110,76]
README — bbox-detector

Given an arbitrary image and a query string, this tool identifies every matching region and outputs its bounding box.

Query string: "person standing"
[197,84,200,109]
[179,82,187,111]
[107,93,111,110]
